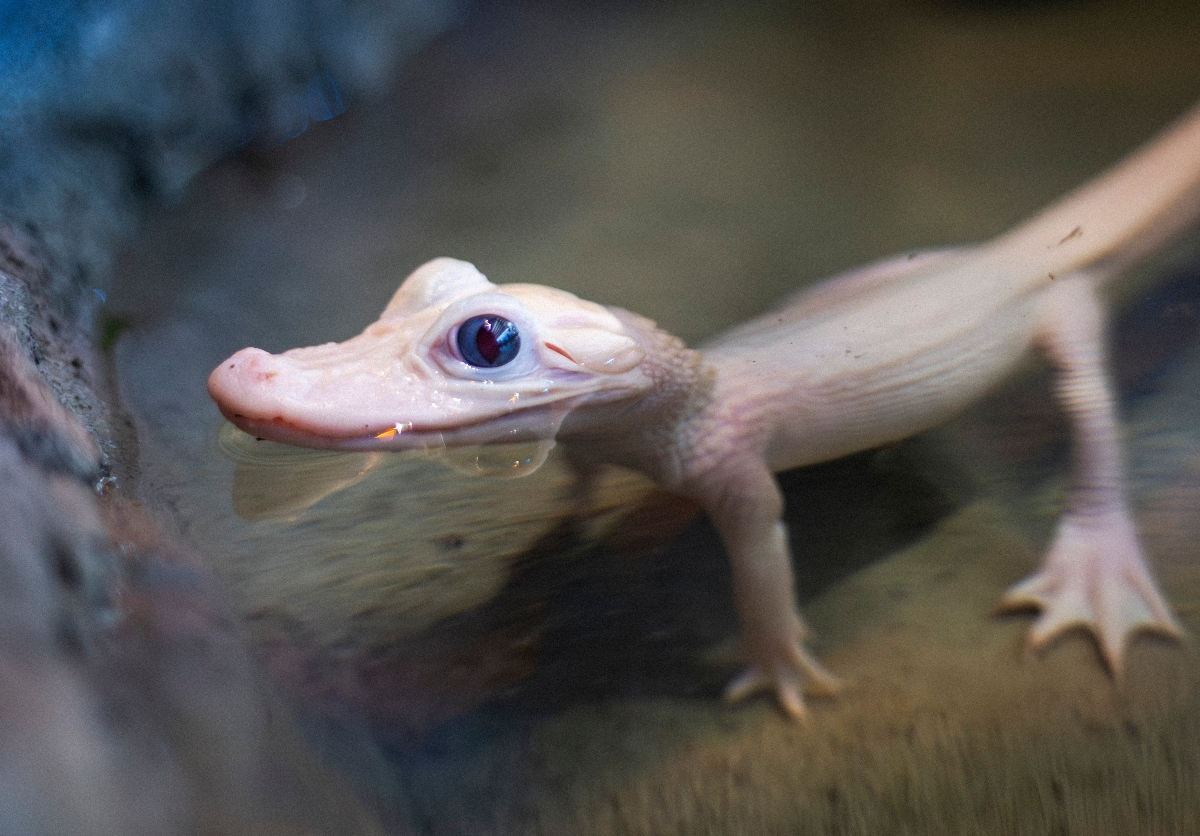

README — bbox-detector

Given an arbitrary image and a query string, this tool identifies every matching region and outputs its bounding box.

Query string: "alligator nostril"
[227,348,277,378]
[209,347,275,402]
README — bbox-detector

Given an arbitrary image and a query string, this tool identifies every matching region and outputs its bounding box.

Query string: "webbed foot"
[723,629,841,720]
[1000,509,1183,673]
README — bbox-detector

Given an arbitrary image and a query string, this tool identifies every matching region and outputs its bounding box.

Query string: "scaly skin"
[209,103,1200,718]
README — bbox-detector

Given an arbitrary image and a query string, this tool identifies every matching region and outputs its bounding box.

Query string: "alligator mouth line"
[218,391,586,451]
[218,409,557,453]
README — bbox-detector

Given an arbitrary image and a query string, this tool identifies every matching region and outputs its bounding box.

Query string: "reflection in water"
[221,419,564,521]
[432,437,558,478]
[220,422,383,520]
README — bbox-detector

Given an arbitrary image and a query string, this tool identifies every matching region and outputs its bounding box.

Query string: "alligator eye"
[455,314,521,368]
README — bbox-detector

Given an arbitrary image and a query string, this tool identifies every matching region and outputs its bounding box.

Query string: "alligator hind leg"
[1000,274,1182,672]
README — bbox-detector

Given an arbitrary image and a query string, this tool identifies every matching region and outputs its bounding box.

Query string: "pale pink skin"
[209,104,1200,719]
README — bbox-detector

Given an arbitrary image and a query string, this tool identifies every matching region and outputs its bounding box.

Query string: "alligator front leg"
[697,462,840,719]
[1000,275,1183,671]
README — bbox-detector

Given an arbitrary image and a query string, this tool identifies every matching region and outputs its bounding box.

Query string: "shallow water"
[115,1,1200,832]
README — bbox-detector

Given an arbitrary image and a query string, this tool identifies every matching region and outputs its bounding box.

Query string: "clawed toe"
[999,511,1183,673]
[723,640,841,720]
[724,666,808,719]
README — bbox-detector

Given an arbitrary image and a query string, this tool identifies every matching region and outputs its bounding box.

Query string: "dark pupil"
[457,315,520,368]
[475,324,502,363]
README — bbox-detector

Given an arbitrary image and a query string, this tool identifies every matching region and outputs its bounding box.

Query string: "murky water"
[114,1,1200,832]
